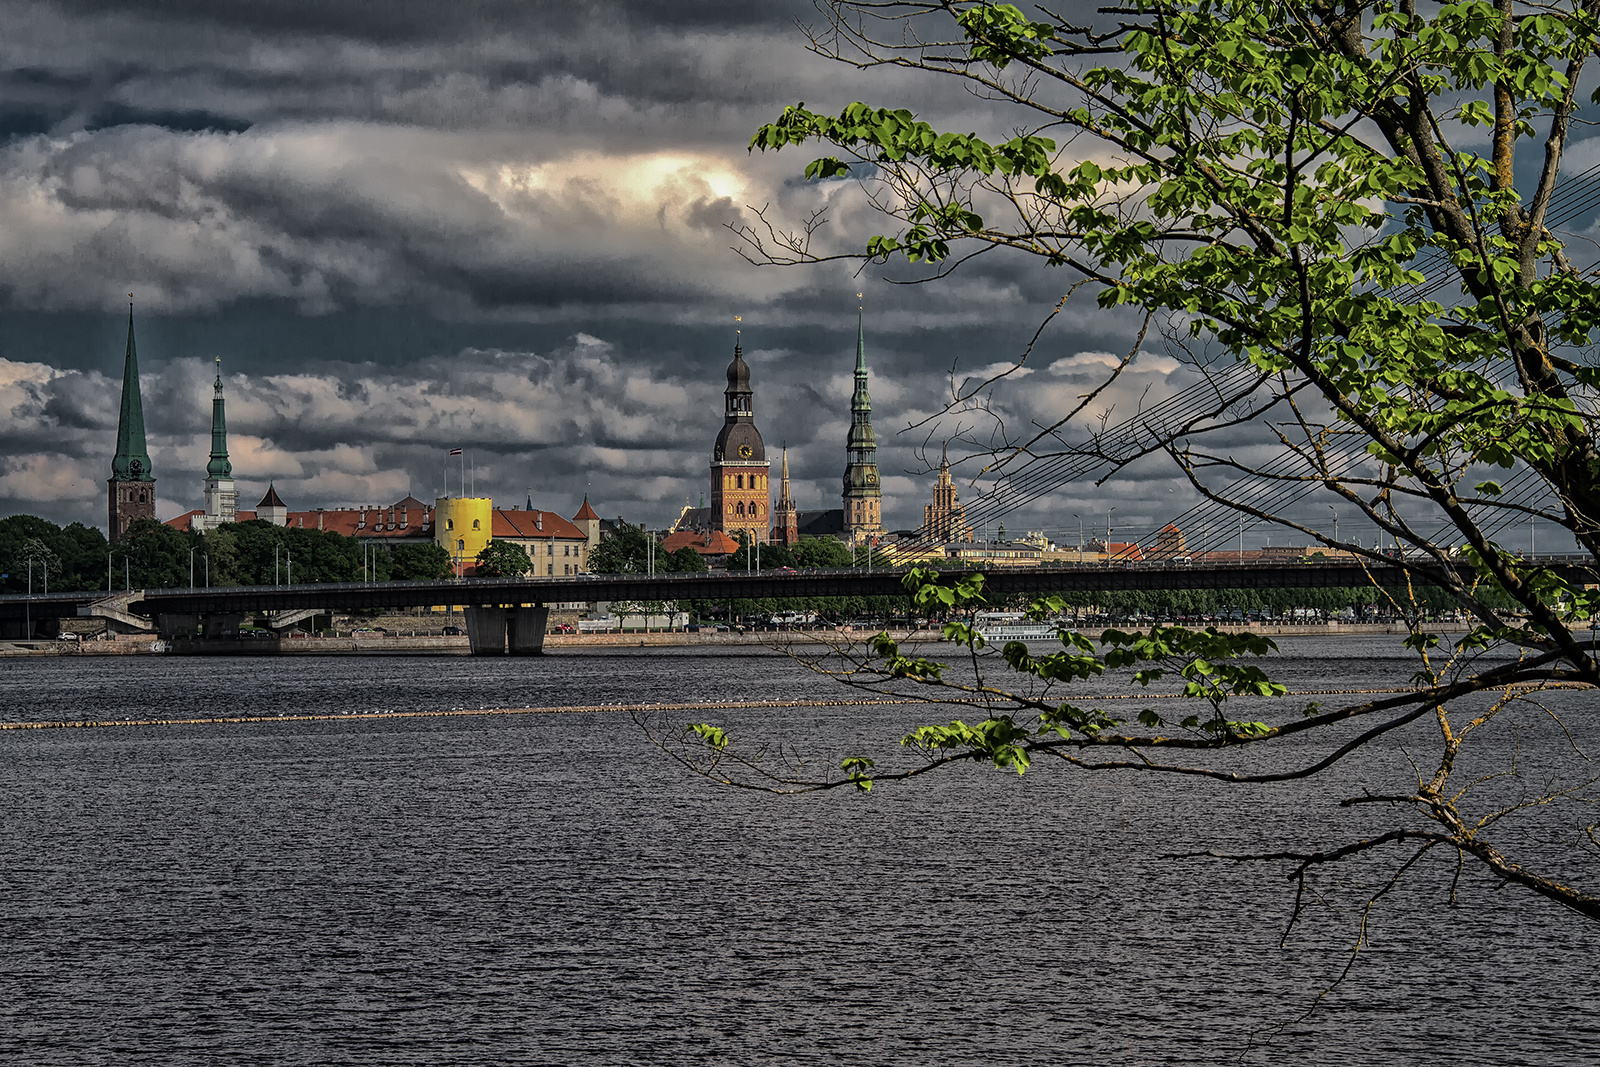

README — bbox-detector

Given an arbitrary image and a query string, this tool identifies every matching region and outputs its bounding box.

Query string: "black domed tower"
[711,334,770,541]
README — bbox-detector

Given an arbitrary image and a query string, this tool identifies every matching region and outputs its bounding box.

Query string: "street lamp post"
[189,546,196,589]
[1328,505,1338,549]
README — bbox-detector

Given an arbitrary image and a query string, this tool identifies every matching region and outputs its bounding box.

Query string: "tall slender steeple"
[201,356,237,526]
[773,446,799,546]
[207,358,231,477]
[107,300,156,541]
[842,299,883,542]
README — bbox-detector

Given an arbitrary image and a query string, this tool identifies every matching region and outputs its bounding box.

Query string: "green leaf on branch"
[691,723,728,751]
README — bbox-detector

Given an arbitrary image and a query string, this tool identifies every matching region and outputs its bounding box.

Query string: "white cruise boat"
[972,611,1061,642]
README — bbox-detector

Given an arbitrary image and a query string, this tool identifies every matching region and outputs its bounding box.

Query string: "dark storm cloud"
[0,0,1351,542]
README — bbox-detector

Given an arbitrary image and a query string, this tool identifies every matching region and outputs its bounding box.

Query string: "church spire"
[200,354,238,527]
[107,300,156,541]
[207,357,231,478]
[778,448,793,509]
[842,297,883,543]
[110,302,153,483]
[773,445,799,547]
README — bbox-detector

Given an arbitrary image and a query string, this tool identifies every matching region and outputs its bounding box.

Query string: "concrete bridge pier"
[508,606,549,655]
[464,605,548,655]
[157,613,202,639]
[0,617,38,639]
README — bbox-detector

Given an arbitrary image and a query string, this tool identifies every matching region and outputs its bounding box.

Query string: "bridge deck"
[2,557,1594,623]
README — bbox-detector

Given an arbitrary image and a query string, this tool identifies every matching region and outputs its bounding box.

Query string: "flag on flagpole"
[448,448,463,456]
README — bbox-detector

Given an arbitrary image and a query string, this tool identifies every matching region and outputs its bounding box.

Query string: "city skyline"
[0,0,1576,546]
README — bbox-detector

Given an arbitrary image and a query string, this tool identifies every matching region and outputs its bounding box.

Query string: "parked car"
[441,626,465,636]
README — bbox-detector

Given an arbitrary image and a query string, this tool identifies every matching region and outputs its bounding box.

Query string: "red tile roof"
[283,507,432,538]
[492,509,585,540]
[573,498,600,522]
[662,529,740,556]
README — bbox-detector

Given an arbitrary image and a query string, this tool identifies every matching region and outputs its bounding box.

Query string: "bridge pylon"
[465,604,549,655]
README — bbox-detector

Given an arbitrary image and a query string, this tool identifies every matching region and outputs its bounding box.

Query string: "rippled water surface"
[1,637,1595,1065]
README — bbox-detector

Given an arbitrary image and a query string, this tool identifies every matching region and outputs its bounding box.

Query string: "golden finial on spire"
[734,313,742,337]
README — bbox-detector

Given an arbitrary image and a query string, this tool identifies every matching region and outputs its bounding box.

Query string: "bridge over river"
[2,557,1592,653]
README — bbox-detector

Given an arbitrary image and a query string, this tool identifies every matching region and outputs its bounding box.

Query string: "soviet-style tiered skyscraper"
[841,307,883,543]
[108,304,155,541]
[710,333,771,541]
[922,450,973,543]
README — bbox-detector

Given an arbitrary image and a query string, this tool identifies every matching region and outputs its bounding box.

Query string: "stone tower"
[710,335,770,541]
[841,306,883,543]
[201,357,237,528]
[256,484,288,526]
[772,447,799,546]
[108,304,156,541]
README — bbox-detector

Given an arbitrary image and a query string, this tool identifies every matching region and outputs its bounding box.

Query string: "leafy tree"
[669,0,1600,928]
[727,538,798,571]
[475,539,532,578]
[388,542,452,581]
[662,545,709,573]
[790,536,855,568]
[117,518,193,589]
[587,523,656,574]
[0,516,111,593]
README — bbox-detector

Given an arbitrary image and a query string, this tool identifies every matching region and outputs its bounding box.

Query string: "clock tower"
[710,335,770,541]
[108,303,156,541]
[842,306,883,543]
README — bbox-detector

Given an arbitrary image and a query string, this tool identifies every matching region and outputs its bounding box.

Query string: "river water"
[1,636,1595,1065]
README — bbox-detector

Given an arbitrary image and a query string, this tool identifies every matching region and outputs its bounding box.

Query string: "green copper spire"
[110,303,154,482]
[207,357,232,478]
[842,298,883,540]
[847,304,875,452]
[851,306,871,413]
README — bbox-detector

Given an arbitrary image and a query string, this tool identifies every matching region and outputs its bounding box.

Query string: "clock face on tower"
[739,444,753,458]
[129,459,142,476]
[866,472,876,484]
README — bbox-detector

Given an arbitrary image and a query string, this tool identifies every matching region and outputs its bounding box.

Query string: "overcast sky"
[0,0,1585,548]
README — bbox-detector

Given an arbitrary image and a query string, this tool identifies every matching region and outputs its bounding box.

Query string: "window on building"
[457,539,465,551]
[446,519,454,531]
[547,544,554,555]
[547,564,554,575]
[736,474,743,489]
[472,519,480,530]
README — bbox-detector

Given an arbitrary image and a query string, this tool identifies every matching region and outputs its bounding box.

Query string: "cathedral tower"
[201,357,237,528]
[842,305,883,542]
[710,334,770,540]
[108,303,155,541]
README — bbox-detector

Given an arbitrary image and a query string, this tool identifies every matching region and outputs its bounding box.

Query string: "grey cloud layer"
[0,0,1344,543]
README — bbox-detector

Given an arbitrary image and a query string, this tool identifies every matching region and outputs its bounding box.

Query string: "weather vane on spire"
[735,314,742,338]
